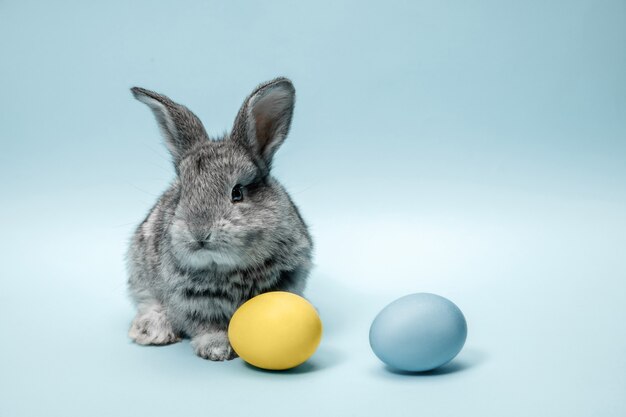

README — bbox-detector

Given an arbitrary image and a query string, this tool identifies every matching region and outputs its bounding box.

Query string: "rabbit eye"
[231,184,244,202]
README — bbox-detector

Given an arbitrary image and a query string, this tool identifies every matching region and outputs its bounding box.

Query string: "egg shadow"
[379,348,488,377]
[240,345,346,375]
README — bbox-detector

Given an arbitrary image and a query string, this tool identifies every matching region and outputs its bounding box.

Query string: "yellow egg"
[228,291,322,370]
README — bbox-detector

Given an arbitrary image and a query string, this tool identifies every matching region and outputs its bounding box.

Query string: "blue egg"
[369,293,467,372]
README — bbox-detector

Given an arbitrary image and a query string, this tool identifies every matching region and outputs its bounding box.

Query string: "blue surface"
[1,1,625,416]
[369,293,467,372]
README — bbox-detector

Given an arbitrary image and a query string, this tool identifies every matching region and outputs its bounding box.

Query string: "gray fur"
[126,78,313,360]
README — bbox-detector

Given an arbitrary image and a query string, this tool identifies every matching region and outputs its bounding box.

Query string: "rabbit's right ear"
[230,78,295,172]
[131,87,208,167]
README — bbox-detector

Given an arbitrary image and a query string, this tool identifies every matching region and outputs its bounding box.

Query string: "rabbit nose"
[195,232,212,247]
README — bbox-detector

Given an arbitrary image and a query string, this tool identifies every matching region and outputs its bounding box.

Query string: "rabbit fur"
[126,78,313,360]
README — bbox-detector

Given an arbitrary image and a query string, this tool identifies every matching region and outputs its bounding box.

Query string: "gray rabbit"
[126,78,313,360]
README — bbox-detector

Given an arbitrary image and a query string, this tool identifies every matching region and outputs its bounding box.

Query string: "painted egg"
[228,291,322,370]
[369,293,467,372]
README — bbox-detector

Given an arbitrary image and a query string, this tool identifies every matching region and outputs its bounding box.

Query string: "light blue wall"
[1,1,625,416]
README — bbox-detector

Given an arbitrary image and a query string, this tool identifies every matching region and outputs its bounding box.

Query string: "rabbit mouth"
[174,241,242,269]
[190,243,226,257]
[191,241,216,251]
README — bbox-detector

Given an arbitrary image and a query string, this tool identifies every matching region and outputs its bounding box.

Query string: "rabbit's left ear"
[231,77,295,170]
[131,87,209,167]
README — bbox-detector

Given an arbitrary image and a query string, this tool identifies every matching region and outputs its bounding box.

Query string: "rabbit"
[126,77,313,361]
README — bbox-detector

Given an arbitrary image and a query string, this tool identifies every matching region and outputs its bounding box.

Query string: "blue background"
[1,1,625,416]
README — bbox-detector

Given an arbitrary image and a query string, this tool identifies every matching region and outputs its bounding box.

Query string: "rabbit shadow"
[304,272,379,337]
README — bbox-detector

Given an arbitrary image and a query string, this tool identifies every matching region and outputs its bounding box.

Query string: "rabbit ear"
[231,78,295,170]
[131,87,208,166]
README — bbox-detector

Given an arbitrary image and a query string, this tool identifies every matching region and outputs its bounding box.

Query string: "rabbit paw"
[129,305,181,345]
[191,331,238,361]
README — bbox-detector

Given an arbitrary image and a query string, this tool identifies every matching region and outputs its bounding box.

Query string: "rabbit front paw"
[191,331,238,361]
[129,305,181,345]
